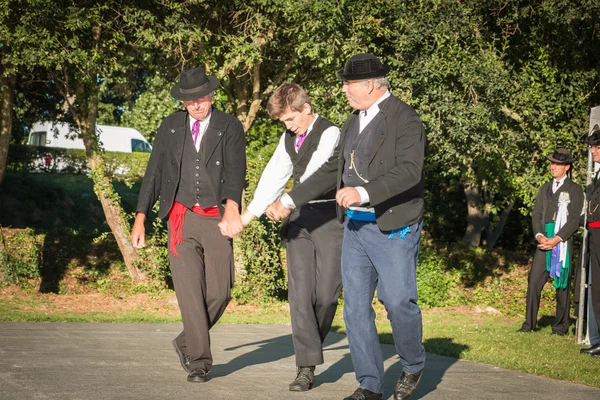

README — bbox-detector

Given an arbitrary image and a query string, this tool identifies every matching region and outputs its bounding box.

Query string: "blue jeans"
[342,219,425,393]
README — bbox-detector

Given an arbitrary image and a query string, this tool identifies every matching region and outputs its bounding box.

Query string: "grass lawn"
[1,289,599,389]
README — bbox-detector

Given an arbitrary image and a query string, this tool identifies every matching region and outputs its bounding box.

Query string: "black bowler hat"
[336,53,390,81]
[170,67,220,101]
[584,127,600,146]
[546,148,575,164]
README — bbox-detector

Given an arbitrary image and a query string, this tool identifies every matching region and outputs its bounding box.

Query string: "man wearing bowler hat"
[580,128,600,356]
[131,67,246,382]
[518,148,583,336]
[267,53,427,400]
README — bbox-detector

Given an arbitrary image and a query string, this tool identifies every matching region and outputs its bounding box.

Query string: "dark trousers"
[521,247,571,334]
[589,229,600,333]
[286,203,343,367]
[169,212,234,372]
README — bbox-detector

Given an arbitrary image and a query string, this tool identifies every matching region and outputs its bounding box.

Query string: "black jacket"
[288,94,425,231]
[136,108,246,219]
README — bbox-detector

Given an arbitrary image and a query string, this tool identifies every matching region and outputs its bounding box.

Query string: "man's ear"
[303,102,312,114]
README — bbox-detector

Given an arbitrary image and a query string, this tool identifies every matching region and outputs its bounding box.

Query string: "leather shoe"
[551,331,565,336]
[394,370,423,400]
[172,339,190,373]
[289,366,315,391]
[187,368,208,383]
[343,387,383,400]
[516,328,532,333]
[580,343,600,355]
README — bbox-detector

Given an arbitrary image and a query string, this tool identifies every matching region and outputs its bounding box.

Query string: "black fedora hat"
[336,53,390,81]
[584,127,600,146]
[170,67,220,101]
[545,148,574,164]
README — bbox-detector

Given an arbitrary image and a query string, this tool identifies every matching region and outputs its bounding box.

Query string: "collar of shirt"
[553,175,567,192]
[295,114,319,149]
[189,112,212,151]
[359,90,391,132]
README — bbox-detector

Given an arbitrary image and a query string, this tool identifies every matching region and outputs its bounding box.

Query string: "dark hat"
[336,53,390,81]
[170,67,220,101]
[545,148,574,164]
[584,127,600,146]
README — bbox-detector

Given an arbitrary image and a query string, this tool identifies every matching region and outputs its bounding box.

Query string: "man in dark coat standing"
[130,67,246,382]
[580,129,600,356]
[268,53,426,400]
[518,149,583,335]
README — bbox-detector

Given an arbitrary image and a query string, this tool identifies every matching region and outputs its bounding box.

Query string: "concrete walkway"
[0,322,598,400]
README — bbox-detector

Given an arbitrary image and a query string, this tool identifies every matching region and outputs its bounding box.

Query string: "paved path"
[0,322,598,400]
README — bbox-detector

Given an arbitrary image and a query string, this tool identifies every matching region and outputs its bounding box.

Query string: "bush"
[7,144,150,179]
[0,228,42,284]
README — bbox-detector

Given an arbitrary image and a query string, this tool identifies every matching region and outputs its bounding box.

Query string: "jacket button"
[166,179,170,183]
[217,132,222,136]
[388,209,393,213]
[171,160,175,164]
[221,179,224,183]
[216,161,221,166]
[171,129,175,133]
[380,160,383,164]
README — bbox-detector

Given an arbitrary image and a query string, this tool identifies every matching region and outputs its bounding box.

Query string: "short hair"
[267,83,312,119]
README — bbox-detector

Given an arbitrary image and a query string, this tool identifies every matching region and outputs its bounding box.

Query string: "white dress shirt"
[247,115,340,217]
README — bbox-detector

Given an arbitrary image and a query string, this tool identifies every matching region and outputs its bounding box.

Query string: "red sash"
[588,220,600,229]
[168,201,220,256]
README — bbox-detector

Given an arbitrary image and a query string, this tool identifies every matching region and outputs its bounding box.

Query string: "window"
[29,131,47,146]
[131,139,151,153]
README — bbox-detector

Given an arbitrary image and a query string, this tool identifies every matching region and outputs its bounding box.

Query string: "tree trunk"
[75,78,145,282]
[462,181,487,246]
[484,200,515,250]
[0,74,16,186]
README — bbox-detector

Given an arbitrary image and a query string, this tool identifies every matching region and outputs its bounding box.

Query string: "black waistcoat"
[342,111,384,188]
[175,121,217,209]
[284,116,336,200]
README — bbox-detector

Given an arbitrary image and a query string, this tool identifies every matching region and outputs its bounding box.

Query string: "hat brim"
[584,134,600,146]
[546,154,573,164]
[335,65,391,81]
[170,76,220,101]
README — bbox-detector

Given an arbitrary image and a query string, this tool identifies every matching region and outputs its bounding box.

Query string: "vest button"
[171,160,175,164]
[221,179,224,183]
[195,173,199,177]
[388,209,393,213]
[195,166,200,169]
[171,129,175,133]
[196,158,200,162]
[216,161,221,166]
[166,179,170,183]
[196,181,200,185]
[217,132,222,136]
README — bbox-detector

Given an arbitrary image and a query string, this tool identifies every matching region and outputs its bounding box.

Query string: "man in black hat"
[131,67,246,382]
[580,128,600,356]
[518,148,583,336]
[267,53,426,400]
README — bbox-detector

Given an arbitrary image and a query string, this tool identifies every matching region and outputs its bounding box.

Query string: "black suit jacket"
[288,94,426,231]
[136,108,246,219]
[532,177,584,241]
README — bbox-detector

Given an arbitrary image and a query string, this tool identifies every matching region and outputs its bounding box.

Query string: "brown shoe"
[289,367,315,391]
[187,368,208,383]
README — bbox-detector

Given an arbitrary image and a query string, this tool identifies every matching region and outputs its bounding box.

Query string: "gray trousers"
[169,212,234,372]
[285,203,343,367]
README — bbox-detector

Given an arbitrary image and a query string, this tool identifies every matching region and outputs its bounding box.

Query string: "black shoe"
[580,343,600,355]
[394,370,423,400]
[172,339,190,373]
[187,368,208,383]
[551,331,566,336]
[343,387,383,400]
[289,366,315,391]
[516,327,532,333]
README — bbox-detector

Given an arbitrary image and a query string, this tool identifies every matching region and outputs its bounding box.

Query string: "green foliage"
[233,145,287,303]
[416,246,461,308]
[7,144,150,179]
[0,228,42,284]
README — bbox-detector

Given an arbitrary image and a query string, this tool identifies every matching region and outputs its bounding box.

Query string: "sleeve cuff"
[279,193,296,210]
[355,186,370,205]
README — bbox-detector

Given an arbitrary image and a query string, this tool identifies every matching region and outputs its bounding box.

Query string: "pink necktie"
[191,120,200,146]
[296,131,307,151]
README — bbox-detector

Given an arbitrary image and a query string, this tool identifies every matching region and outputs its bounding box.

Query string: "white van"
[28,121,152,153]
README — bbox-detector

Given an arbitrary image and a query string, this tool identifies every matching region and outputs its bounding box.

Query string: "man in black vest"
[518,149,583,336]
[131,67,246,382]
[268,54,426,400]
[580,129,600,356]
[240,83,343,391]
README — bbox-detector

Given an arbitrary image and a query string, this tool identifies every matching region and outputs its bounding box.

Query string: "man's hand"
[218,200,244,238]
[266,201,291,221]
[131,213,146,249]
[536,234,549,245]
[336,187,361,208]
[240,210,256,227]
[538,236,561,251]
